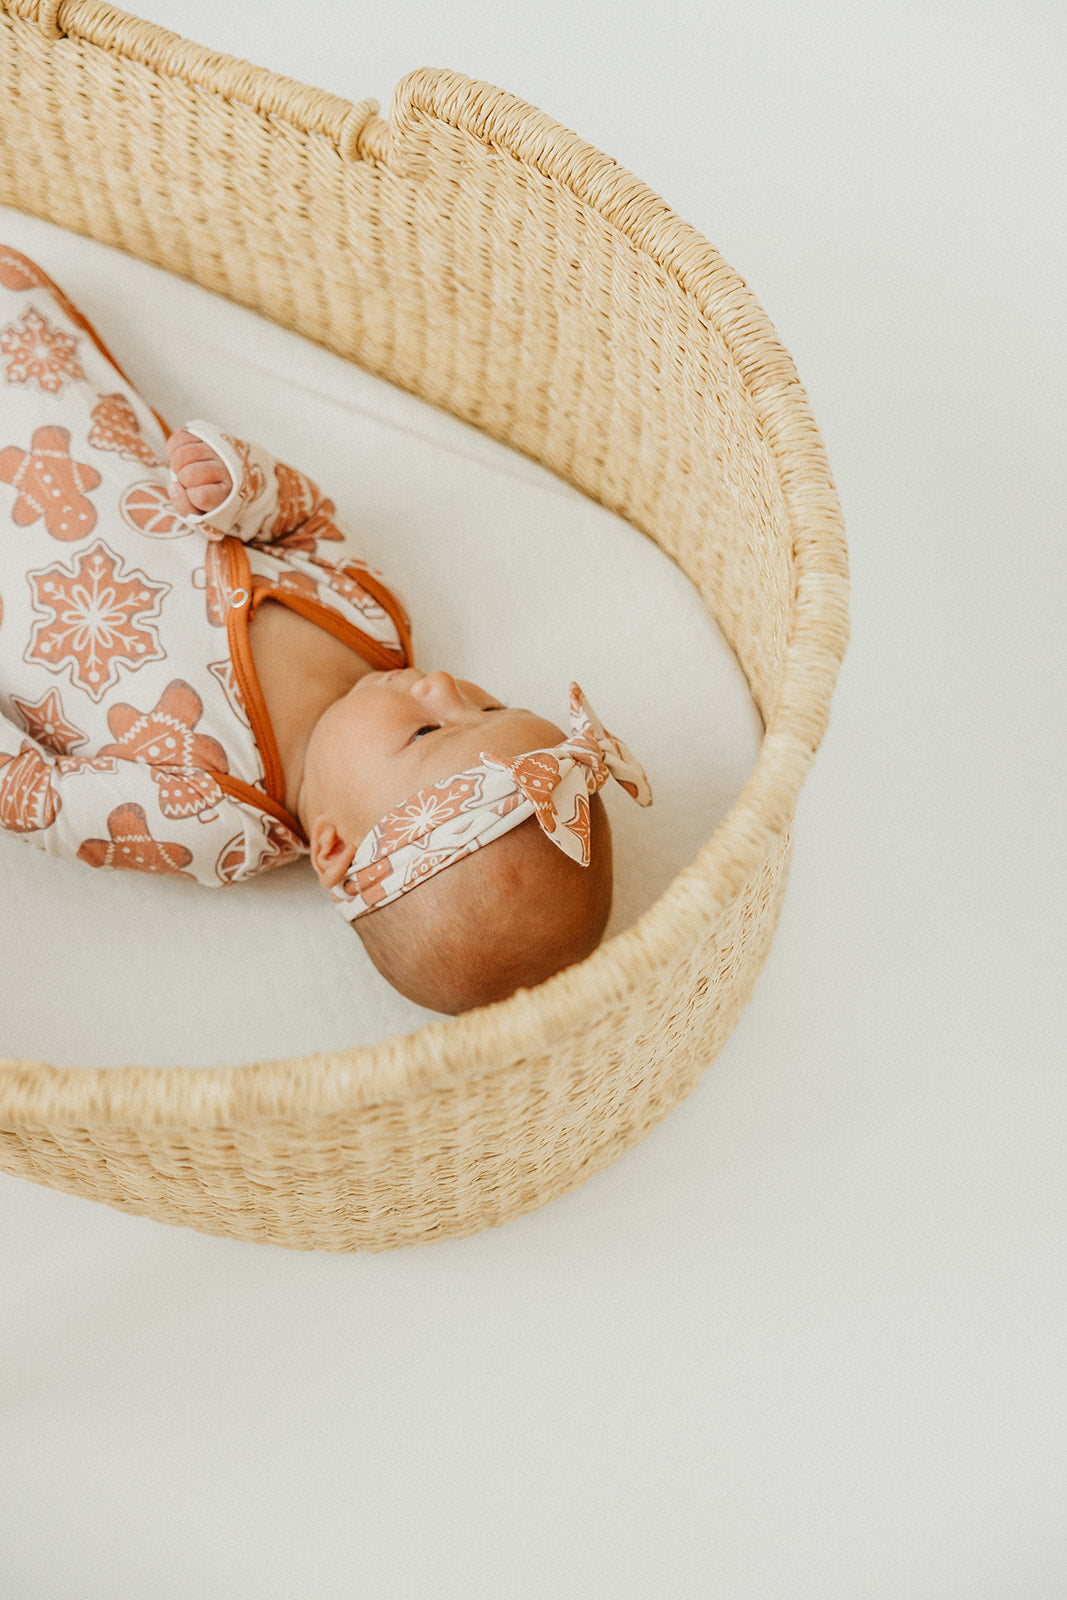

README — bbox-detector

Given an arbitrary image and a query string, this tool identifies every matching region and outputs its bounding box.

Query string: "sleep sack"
[0,245,411,885]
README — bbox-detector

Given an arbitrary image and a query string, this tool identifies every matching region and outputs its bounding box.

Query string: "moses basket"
[0,0,848,1250]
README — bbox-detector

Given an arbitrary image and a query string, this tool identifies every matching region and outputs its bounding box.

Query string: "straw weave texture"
[0,0,848,1249]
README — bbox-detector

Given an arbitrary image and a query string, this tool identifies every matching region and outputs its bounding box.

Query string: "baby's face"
[300,668,564,846]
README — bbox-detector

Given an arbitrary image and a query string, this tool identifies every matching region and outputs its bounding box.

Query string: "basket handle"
[0,0,63,38]
[4,0,389,161]
[31,0,60,36]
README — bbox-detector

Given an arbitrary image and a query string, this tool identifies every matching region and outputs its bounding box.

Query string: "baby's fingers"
[187,480,231,513]
[170,471,231,514]
[165,429,232,515]
[165,428,213,468]
[165,431,232,485]
[178,459,230,490]
[168,477,196,517]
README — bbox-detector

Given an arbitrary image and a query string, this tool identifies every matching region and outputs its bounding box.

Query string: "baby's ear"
[309,819,356,888]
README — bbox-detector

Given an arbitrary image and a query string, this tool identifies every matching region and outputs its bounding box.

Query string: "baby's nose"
[411,670,464,705]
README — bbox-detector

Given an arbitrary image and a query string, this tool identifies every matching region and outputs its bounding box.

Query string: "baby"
[0,246,650,1013]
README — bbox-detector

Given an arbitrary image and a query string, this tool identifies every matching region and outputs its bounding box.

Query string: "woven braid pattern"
[0,1,848,1249]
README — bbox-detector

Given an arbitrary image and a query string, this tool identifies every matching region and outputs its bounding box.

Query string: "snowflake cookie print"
[24,539,169,701]
[0,304,86,393]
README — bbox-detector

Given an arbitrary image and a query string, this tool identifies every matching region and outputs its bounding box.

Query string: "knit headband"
[330,683,652,921]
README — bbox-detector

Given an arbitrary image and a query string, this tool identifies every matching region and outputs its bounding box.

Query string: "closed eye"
[408,706,505,745]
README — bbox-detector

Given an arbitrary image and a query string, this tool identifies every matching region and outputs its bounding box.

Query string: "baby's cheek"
[308,714,382,836]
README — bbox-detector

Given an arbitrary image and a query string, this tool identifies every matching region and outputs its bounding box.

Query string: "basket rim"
[0,21,848,1127]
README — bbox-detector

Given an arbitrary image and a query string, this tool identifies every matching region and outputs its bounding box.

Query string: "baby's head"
[297,669,644,1013]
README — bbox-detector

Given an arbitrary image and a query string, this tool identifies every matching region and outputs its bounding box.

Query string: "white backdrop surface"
[1,3,1064,1598]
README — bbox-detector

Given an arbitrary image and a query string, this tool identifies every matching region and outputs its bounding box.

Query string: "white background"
[2,3,1065,1596]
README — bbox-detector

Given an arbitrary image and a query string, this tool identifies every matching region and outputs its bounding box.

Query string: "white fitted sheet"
[0,206,762,1066]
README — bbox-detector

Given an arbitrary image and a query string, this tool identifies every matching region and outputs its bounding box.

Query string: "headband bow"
[331,683,651,921]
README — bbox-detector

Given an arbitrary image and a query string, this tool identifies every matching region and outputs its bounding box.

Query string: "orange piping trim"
[213,773,308,844]
[250,580,408,672]
[223,541,292,812]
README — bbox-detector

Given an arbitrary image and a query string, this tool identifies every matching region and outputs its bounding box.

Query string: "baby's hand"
[165,429,233,517]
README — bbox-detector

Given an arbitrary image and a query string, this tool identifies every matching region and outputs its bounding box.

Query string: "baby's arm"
[0,706,286,884]
[0,707,186,871]
[165,424,346,552]
[0,710,62,841]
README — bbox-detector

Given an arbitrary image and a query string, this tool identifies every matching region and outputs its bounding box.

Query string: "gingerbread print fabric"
[0,247,410,886]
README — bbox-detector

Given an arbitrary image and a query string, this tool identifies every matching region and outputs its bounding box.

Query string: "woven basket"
[0,0,848,1250]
